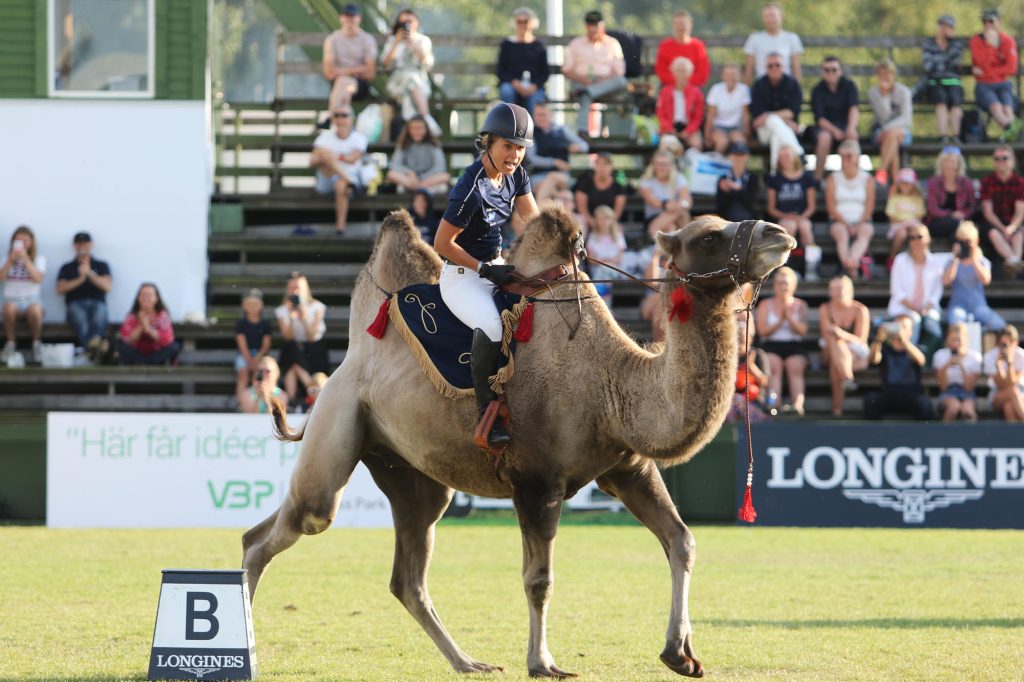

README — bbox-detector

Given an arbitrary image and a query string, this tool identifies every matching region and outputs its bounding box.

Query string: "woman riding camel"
[434,102,539,446]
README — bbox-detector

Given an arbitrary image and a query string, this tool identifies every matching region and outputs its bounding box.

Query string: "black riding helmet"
[479,102,534,148]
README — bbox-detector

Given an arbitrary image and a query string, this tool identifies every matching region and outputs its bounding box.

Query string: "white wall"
[0,99,211,323]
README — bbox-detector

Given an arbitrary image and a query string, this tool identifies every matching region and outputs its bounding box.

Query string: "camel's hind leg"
[597,459,703,678]
[242,373,365,602]
[363,456,503,674]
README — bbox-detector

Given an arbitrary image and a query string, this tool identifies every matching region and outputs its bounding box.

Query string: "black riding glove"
[478,263,517,285]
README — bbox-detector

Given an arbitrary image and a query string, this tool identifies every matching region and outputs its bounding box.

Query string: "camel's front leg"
[513,478,577,679]
[597,460,703,678]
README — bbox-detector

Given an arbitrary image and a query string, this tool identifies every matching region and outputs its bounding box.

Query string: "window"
[49,0,154,97]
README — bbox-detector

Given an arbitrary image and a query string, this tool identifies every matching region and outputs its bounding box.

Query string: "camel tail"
[268,393,306,442]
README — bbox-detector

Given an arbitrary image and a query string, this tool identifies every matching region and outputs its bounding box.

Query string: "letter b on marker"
[186,591,220,640]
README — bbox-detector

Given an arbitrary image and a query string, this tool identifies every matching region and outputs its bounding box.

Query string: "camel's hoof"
[528,664,578,678]
[660,651,704,678]
[454,660,504,674]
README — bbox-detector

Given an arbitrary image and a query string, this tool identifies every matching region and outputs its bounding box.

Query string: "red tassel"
[668,287,694,325]
[737,486,757,523]
[366,297,390,339]
[513,302,534,342]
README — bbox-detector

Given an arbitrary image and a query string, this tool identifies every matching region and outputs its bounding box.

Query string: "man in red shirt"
[654,11,710,88]
[969,9,1021,141]
[980,144,1024,277]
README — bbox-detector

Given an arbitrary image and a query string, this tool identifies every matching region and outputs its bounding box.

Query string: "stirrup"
[474,400,511,453]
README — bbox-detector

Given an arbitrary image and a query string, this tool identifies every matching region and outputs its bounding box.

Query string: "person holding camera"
[983,325,1024,422]
[863,315,933,420]
[942,221,1006,332]
[275,273,328,407]
[932,322,982,422]
[434,103,538,447]
[239,356,285,415]
[381,9,441,135]
[1,225,46,363]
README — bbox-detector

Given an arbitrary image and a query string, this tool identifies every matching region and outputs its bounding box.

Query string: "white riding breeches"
[439,258,505,342]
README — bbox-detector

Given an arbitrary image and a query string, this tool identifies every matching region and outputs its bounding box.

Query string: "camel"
[242,206,795,678]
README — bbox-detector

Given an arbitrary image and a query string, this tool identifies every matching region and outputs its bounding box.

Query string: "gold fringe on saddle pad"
[386,294,530,400]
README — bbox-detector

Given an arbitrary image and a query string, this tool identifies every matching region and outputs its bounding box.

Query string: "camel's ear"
[655,231,681,257]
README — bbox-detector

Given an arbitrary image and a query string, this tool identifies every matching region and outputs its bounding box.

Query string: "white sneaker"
[32,340,43,363]
[0,341,13,362]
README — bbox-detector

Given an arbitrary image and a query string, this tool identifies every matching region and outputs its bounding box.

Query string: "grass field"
[1,521,1022,681]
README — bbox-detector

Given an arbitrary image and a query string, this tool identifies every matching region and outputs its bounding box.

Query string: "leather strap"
[727,219,759,280]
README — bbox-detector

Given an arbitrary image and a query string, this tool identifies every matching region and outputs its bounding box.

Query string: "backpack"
[606,29,644,79]
[960,108,988,143]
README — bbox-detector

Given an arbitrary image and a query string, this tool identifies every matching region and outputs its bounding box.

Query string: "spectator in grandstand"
[234,288,273,408]
[554,189,586,235]
[117,282,180,365]
[969,9,1022,142]
[979,144,1024,277]
[704,63,751,154]
[239,356,285,415]
[932,321,982,422]
[311,104,369,237]
[276,272,329,407]
[56,231,112,361]
[765,144,816,250]
[639,151,692,239]
[729,315,772,422]
[943,221,1006,331]
[755,266,808,415]
[497,7,549,114]
[639,249,666,342]
[655,57,705,150]
[826,139,875,279]
[381,9,441,135]
[573,151,626,232]
[409,189,440,245]
[1,225,46,363]
[809,56,859,182]
[743,2,804,84]
[984,324,1024,421]
[925,146,977,240]
[888,223,944,349]
[749,52,803,172]
[885,168,926,268]
[303,371,330,412]
[654,10,709,89]
[869,59,913,187]
[321,3,377,113]
[819,275,870,417]
[562,10,627,138]
[586,205,626,306]
[922,14,964,143]
[716,141,758,222]
[863,314,933,420]
[526,102,589,204]
[386,115,449,194]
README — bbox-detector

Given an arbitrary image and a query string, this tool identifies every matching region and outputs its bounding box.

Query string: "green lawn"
[1,523,1022,681]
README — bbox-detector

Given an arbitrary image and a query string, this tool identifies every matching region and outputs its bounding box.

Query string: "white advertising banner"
[46,413,392,529]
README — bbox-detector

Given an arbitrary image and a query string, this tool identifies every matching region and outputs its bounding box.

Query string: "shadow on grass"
[703,617,1024,629]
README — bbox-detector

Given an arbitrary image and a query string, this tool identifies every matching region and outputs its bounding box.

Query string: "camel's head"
[509,203,584,272]
[655,216,796,287]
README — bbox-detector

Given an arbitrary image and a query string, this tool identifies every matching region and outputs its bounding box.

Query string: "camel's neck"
[618,286,739,462]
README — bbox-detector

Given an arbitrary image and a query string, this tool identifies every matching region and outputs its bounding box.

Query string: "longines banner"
[47,413,392,528]
[739,423,1024,528]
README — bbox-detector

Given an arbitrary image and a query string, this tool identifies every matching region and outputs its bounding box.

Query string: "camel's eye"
[702,234,716,245]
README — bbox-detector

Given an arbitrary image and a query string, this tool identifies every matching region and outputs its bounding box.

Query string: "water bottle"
[522,70,531,87]
[615,169,627,186]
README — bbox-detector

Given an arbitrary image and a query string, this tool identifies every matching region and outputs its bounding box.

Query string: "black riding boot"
[470,328,511,446]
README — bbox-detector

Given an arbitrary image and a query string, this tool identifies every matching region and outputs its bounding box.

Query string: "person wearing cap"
[970,9,1021,142]
[869,58,913,187]
[654,10,710,88]
[743,3,804,85]
[310,103,369,236]
[234,288,273,406]
[434,103,538,447]
[56,231,111,360]
[655,57,705,151]
[884,167,926,266]
[716,141,759,222]
[922,14,964,143]
[809,55,860,183]
[497,7,550,114]
[562,10,627,138]
[322,3,377,112]
[381,9,441,135]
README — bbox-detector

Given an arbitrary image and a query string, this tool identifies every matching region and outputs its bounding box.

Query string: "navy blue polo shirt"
[442,159,532,261]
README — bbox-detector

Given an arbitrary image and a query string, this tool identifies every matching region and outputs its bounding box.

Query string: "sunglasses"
[983,18,996,23]
[822,66,839,73]
[767,63,783,69]
[994,155,1012,161]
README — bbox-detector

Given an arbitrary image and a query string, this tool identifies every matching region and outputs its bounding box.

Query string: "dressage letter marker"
[149,569,257,680]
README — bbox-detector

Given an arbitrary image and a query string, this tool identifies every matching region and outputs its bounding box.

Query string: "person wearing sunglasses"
[979,144,1024,277]
[310,105,368,236]
[887,224,945,352]
[969,9,1021,142]
[749,51,803,172]
[809,56,859,182]
[921,15,964,144]
[496,7,549,114]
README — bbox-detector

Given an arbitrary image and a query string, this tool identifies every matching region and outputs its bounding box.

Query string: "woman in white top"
[983,325,1024,422]
[826,139,875,278]
[381,9,440,133]
[704,63,751,153]
[932,322,982,422]
[818,275,870,417]
[1,225,46,362]
[639,151,692,239]
[888,223,944,347]
[755,266,809,415]
[275,272,329,405]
